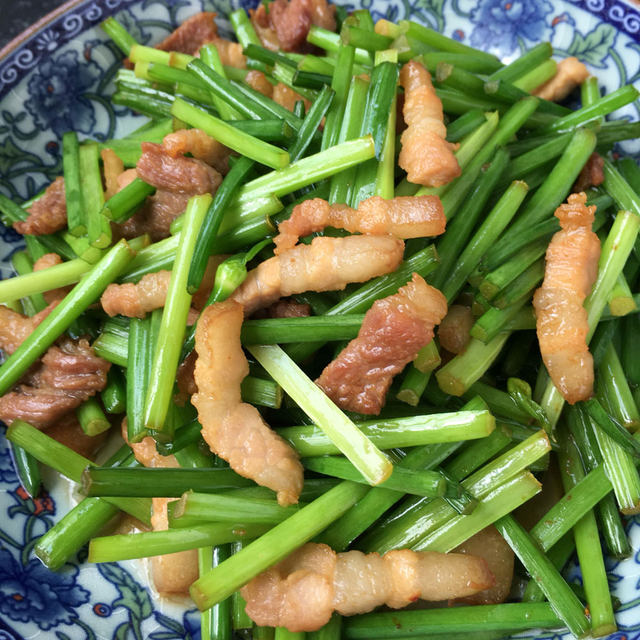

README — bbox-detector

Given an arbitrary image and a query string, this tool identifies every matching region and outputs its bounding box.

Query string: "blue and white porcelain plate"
[1,1,640,638]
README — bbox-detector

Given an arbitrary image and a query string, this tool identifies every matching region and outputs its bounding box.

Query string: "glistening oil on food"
[1,0,640,639]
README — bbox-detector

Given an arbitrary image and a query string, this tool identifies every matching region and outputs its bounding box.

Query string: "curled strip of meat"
[242,542,494,632]
[533,57,589,102]
[156,12,218,55]
[101,255,225,318]
[399,60,461,187]
[272,83,311,112]
[123,420,199,594]
[162,128,231,175]
[231,235,405,315]
[274,195,446,254]
[250,0,336,52]
[245,70,274,97]
[0,339,110,429]
[13,176,67,236]
[0,301,58,355]
[101,148,125,199]
[574,152,605,192]
[101,270,172,318]
[438,304,474,355]
[533,192,601,404]
[115,142,222,241]
[316,273,447,414]
[193,301,303,505]
[33,253,71,304]
[136,142,222,194]
[453,526,514,605]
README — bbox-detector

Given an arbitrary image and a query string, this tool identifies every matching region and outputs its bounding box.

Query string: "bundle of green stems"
[2,7,640,640]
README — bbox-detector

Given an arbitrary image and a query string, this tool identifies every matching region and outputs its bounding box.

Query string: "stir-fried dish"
[2,3,640,639]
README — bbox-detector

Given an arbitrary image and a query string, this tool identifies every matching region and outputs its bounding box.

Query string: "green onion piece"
[6,420,150,524]
[307,25,372,65]
[200,544,232,640]
[144,194,211,431]
[8,440,41,498]
[101,368,126,414]
[187,157,254,293]
[431,147,509,289]
[76,397,111,436]
[0,257,92,305]
[329,76,369,204]
[401,19,500,63]
[249,344,392,485]
[237,135,376,208]
[492,127,597,254]
[199,45,241,120]
[568,406,632,559]
[230,9,263,48]
[362,430,550,554]
[308,616,340,640]
[345,602,561,638]
[62,131,86,236]
[278,409,495,457]
[82,466,254,497]
[100,17,138,55]
[495,515,590,639]
[169,491,301,526]
[80,143,111,248]
[240,376,283,409]
[127,311,156,443]
[289,86,335,162]
[172,98,289,169]
[0,240,134,395]
[320,440,464,552]
[322,45,355,150]
[415,471,541,552]
[608,273,637,316]
[102,177,155,223]
[557,426,616,637]
[507,378,552,433]
[513,59,557,92]
[303,456,447,498]
[88,522,270,562]
[190,481,368,610]
[35,497,119,570]
[488,42,551,83]
[436,333,510,397]
[241,316,363,345]
[599,340,640,430]
[536,84,639,134]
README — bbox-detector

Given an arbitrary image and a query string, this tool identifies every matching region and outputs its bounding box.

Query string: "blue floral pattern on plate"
[1,0,640,638]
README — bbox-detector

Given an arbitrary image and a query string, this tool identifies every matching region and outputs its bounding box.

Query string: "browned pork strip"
[533,57,589,102]
[316,273,447,414]
[33,253,71,304]
[274,195,446,254]
[242,542,494,632]
[115,142,222,241]
[250,0,336,52]
[13,177,67,235]
[156,11,219,55]
[0,338,110,429]
[123,420,199,594]
[0,301,58,355]
[232,235,404,315]
[574,152,605,192]
[533,192,601,404]
[193,300,304,506]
